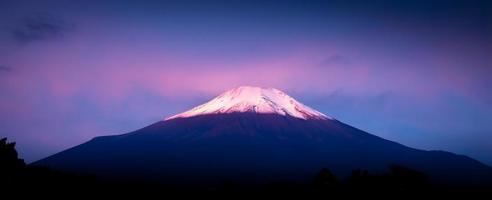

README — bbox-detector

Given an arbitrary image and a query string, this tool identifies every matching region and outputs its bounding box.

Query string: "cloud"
[12,14,72,43]
[0,65,12,72]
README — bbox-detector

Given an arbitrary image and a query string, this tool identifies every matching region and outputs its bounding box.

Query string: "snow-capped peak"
[166,86,332,120]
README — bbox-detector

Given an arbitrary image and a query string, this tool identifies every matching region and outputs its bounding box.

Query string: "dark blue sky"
[0,0,491,165]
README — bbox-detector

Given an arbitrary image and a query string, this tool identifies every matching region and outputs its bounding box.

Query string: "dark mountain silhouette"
[3,136,490,197]
[32,86,492,186]
[33,113,492,185]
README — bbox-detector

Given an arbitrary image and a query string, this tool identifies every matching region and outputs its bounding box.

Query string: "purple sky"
[0,0,491,165]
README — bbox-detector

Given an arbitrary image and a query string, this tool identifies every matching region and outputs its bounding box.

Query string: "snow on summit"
[166,86,331,120]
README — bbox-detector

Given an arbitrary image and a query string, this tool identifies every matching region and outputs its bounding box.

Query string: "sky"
[0,0,491,165]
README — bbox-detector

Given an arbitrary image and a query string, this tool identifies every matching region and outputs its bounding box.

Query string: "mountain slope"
[33,87,492,185]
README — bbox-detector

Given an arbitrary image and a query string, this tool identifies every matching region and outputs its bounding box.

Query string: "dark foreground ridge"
[2,137,492,197]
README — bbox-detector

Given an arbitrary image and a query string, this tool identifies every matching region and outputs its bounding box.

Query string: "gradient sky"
[0,0,491,165]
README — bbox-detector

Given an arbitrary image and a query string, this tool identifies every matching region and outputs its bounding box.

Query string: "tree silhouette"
[348,169,371,184]
[311,168,339,192]
[0,137,26,176]
[388,164,428,187]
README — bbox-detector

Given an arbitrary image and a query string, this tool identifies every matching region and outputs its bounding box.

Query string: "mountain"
[33,86,492,185]
[166,86,329,120]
